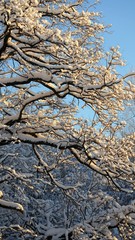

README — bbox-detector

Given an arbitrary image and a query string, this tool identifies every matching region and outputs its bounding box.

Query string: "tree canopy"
[0,0,135,239]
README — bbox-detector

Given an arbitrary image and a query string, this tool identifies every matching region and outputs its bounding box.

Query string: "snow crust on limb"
[0,199,24,213]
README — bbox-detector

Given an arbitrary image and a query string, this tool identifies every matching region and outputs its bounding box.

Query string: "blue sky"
[97,0,135,75]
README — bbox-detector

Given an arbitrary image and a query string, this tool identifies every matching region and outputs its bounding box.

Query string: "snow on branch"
[0,199,24,213]
[18,133,81,150]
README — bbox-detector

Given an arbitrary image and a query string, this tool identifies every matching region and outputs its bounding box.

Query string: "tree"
[0,0,135,239]
[119,77,135,137]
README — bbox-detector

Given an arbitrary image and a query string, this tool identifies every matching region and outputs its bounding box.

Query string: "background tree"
[0,0,135,239]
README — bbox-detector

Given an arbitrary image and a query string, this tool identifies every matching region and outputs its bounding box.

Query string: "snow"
[45,227,66,240]
[0,199,24,213]
[17,133,81,149]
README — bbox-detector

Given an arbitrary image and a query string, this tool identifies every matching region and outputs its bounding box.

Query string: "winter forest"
[0,0,135,239]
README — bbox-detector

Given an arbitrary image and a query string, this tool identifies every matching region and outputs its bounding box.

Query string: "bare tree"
[0,0,135,239]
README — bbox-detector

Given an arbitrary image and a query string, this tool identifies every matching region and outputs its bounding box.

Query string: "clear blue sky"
[97,0,135,75]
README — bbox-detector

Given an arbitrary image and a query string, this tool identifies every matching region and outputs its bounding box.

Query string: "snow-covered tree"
[119,81,135,137]
[0,0,135,239]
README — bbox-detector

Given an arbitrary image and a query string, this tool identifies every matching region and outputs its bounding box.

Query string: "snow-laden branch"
[33,145,82,191]
[0,199,24,213]
[0,70,52,87]
[0,225,37,237]
[18,133,81,150]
